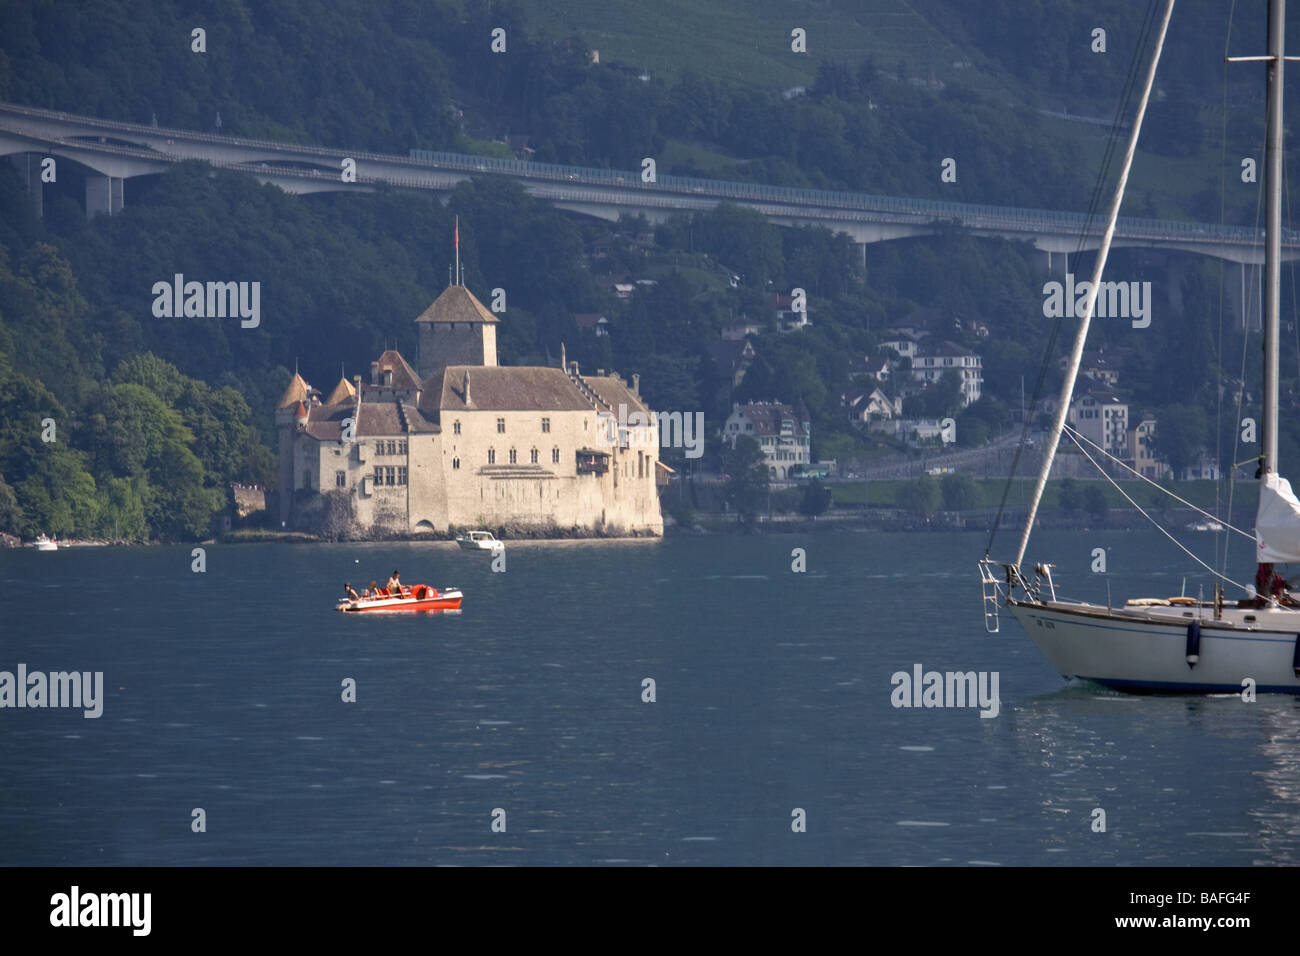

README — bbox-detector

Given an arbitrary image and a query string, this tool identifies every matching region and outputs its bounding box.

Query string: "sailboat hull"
[1008,600,1300,693]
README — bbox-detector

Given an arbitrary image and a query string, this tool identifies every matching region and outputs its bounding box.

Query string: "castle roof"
[301,399,439,439]
[277,372,310,408]
[325,376,357,406]
[372,350,423,390]
[582,373,653,418]
[302,403,352,440]
[414,285,499,325]
[431,366,592,413]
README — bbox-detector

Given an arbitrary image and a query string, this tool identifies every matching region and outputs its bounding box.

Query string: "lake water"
[2,529,1297,866]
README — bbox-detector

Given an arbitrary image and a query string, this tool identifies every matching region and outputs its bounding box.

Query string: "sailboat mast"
[1013,0,1176,570]
[1263,0,1285,476]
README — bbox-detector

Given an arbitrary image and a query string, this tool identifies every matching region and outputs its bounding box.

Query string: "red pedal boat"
[337,584,463,612]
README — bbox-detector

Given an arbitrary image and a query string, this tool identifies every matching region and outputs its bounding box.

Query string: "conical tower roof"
[325,376,357,406]
[277,372,310,408]
[414,285,499,324]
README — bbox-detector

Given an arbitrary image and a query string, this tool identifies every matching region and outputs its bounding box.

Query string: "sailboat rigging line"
[1061,424,1254,539]
[1013,0,1177,571]
[1062,428,1249,591]
[984,0,1163,555]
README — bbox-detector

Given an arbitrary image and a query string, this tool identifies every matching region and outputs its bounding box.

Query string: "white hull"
[33,541,57,551]
[1008,599,1300,693]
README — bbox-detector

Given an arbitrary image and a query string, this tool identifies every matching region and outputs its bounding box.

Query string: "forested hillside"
[0,1,1296,540]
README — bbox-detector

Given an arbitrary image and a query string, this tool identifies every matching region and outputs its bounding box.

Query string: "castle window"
[497,418,506,433]
[453,457,460,470]
[375,442,383,457]
[336,470,346,488]
[398,440,408,454]
[509,448,518,464]
[530,448,539,464]
[387,440,397,455]
[542,418,551,433]
[385,467,396,486]
[453,420,461,435]
[488,448,496,465]
[397,466,408,486]
[552,447,560,464]
[373,466,383,485]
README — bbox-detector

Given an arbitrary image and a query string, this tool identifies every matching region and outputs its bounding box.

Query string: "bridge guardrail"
[4,100,1294,247]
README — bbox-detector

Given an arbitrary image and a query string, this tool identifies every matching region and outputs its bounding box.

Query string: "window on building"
[453,420,461,435]
[385,467,396,486]
[397,466,407,486]
[542,418,551,433]
[488,448,496,465]
[497,418,506,433]
[387,440,397,455]
[530,448,539,464]
[453,457,460,470]
[509,448,518,464]
[552,447,560,464]
[373,466,383,485]
[374,442,383,457]
[336,470,346,488]
[398,440,408,454]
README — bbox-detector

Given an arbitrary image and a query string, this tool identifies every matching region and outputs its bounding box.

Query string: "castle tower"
[414,285,499,380]
[274,372,311,524]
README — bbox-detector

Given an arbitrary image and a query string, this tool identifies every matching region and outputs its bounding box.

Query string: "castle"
[275,284,663,536]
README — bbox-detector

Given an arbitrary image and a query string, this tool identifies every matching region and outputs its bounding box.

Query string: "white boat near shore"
[455,530,504,552]
[32,534,57,551]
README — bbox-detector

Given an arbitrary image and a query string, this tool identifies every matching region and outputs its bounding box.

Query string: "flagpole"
[455,216,460,286]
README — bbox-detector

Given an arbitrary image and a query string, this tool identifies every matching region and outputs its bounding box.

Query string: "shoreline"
[3,504,1244,547]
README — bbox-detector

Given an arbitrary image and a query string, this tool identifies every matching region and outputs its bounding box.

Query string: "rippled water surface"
[2,530,1297,865]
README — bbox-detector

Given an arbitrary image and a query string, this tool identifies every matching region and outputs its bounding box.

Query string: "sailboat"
[979,0,1300,694]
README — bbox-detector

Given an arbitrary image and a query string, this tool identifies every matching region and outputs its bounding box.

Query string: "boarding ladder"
[978,559,1002,633]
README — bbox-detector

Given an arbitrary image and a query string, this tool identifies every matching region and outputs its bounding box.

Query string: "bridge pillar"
[9,153,43,218]
[85,174,124,218]
[1226,261,1262,332]
[1166,256,1186,314]
[1039,249,1068,277]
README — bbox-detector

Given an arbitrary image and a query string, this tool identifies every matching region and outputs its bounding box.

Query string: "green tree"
[1154,405,1207,478]
[799,478,832,515]
[898,474,940,516]
[1057,477,1081,513]
[722,434,769,523]
[1083,485,1109,520]
[940,472,981,511]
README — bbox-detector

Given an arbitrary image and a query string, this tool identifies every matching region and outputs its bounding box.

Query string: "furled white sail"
[1255,473,1300,562]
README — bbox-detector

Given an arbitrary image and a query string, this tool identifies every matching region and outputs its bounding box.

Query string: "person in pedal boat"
[344,582,361,601]
[386,570,402,595]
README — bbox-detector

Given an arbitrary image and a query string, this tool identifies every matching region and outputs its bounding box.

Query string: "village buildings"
[723,401,812,479]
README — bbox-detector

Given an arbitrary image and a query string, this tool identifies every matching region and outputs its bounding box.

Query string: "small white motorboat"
[455,530,504,552]
[32,534,58,551]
